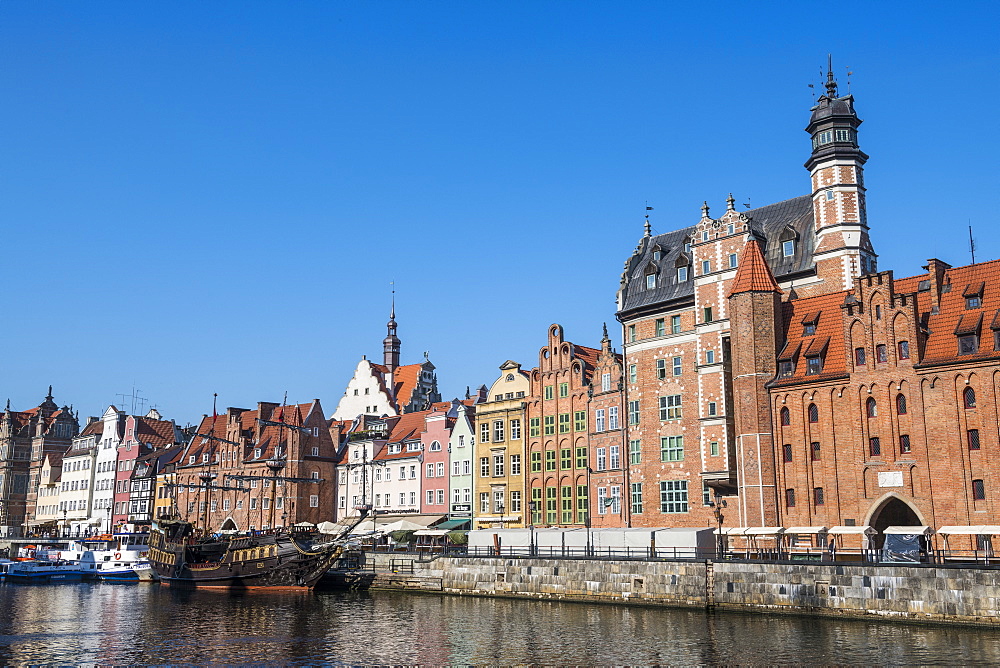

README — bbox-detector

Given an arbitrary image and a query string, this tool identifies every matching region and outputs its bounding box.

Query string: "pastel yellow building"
[473,361,529,528]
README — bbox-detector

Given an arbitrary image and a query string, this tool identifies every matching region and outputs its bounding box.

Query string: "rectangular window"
[671,315,682,334]
[869,436,881,456]
[898,340,910,359]
[529,418,540,437]
[574,411,586,431]
[480,422,490,443]
[811,442,821,461]
[677,266,688,282]
[426,463,435,478]
[629,439,641,464]
[544,385,554,400]
[545,487,557,524]
[728,253,738,269]
[782,444,793,462]
[531,488,543,524]
[631,483,643,514]
[785,488,796,507]
[628,325,636,342]
[531,451,542,472]
[601,373,611,392]
[545,450,556,471]
[510,419,521,440]
[701,260,711,275]
[437,489,444,505]
[876,344,888,362]
[659,480,688,513]
[576,485,588,524]
[646,274,656,289]
[806,356,823,375]
[959,334,979,355]
[968,429,981,451]
[703,306,713,323]
[710,441,719,457]
[813,487,825,506]
[481,457,490,477]
[493,420,505,442]
[559,382,569,398]
[672,356,682,376]
[560,448,572,470]
[510,490,521,513]
[576,446,587,469]
[595,409,606,432]
[967,295,982,309]
[659,394,682,420]
[493,490,505,514]
[656,359,666,379]
[493,453,505,477]
[609,444,620,469]
[707,402,717,416]
[974,479,986,500]
[609,406,619,430]
[782,240,795,257]
[510,454,521,475]
[558,413,571,434]
[597,447,607,471]
[427,490,435,505]
[480,492,490,513]
[628,400,639,425]
[660,435,684,462]
[655,318,665,337]
[899,434,911,454]
[597,487,607,515]
[543,416,555,435]
[854,347,866,366]
[779,360,794,377]
[628,364,637,383]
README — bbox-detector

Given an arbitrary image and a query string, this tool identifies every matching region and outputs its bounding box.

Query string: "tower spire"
[825,53,838,98]
[383,283,401,373]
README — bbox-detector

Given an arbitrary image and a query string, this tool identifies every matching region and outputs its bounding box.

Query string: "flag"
[646,206,654,210]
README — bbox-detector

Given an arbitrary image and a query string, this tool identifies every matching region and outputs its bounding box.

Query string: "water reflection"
[0,582,999,664]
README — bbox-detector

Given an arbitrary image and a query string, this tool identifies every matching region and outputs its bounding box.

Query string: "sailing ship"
[147,395,363,589]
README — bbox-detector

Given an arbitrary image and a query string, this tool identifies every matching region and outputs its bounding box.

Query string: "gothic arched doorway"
[220,518,239,532]
[868,495,921,548]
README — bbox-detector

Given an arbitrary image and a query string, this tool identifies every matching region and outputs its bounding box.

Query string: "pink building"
[420,403,454,514]
[112,413,182,529]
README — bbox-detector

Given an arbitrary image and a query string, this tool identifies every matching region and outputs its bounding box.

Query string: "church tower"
[806,56,877,291]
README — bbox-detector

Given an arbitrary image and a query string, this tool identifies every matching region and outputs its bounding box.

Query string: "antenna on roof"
[644,202,653,237]
[846,66,853,94]
[970,223,976,264]
[743,197,751,210]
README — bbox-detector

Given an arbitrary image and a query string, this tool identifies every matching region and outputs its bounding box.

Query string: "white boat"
[6,559,88,583]
[61,532,155,582]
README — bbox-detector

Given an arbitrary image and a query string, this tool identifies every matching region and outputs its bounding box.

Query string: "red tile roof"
[80,421,103,437]
[920,258,1000,364]
[133,417,179,448]
[728,238,782,297]
[771,289,850,386]
[392,363,423,408]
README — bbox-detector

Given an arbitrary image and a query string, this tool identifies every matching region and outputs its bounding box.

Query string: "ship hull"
[148,528,341,590]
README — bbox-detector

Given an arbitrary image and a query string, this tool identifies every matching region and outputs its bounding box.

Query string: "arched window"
[964,387,977,409]
[896,394,907,415]
[779,407,790,426]
[866,397,877,418]
[807,404,819,423]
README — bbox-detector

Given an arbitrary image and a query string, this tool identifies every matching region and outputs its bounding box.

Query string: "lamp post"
[62,508,67,538]
[497,499,505,530]
[106,505,112,534]
[266,455,286,531]
[585,466,593,557]
[711,490,727,558]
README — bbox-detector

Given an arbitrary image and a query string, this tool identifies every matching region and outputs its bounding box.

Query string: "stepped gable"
[620,195,814,314]
[728,238,782,296]
[919,258,1000,365]
[770,289,851,386]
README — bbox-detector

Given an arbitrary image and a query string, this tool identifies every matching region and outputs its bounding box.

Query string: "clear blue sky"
[1,2,997,425]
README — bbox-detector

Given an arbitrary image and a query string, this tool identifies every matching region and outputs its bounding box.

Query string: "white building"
[448,402,476,521]
[59,428,99,535]
[90,406,125,529]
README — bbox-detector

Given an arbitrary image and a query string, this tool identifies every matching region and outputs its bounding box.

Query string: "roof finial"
[726,193,736,211]
[825,53,838,98]
[4,398,9,412]
[602,322,609,342]
[644,203,653,237]
[701,201,710,219]
[390,281,396,321]
[47,385,53,401]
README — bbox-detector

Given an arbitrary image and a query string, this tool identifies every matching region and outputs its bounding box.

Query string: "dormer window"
[959,334,979,355]
[779,225,798,257]
[967,296,981,309]
[652,246,662,261]
[778,360,794,377]
[806,356,823,375]
[782,240,795,257]
[646,274,656,289]
[803,323,816,336]
[677,266,688,282]
[964,283,984,309]
[834,128,855,143]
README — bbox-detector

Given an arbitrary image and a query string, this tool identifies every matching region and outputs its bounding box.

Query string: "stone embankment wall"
[370,556,1000,627]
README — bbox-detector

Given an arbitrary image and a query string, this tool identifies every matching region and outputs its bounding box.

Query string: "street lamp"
[497,499,505,530]
[711,490,727,558]
[62,508,67,539]
[106,505,112,535]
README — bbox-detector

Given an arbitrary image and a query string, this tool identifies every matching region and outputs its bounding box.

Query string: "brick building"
[615,61,1000,544]
[588,325,626,527]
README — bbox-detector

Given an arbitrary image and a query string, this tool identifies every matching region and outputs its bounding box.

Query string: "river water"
[1,582,1000,665]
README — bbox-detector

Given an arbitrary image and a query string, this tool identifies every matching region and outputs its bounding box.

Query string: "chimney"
[925,258,952,313]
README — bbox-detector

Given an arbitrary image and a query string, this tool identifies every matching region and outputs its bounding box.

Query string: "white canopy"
[721,526,748,535]
[784,526,828,534]
[378,519,426,533]
[413,529,450,537]
[744,527,785,536]
[883,525,933,535]
[936,525,1000,535]
[828,525,876,535]
[467,528,533,548]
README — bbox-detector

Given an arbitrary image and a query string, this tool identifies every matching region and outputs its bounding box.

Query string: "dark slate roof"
[808,94,857,126]
[618,195,815,316]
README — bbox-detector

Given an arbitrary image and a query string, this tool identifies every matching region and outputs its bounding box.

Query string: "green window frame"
[544,385,554,400]
[577,485,588,523]
[629,439,641,465]
[575,446,587,469]
[545,450,556,471]
[631,482,643,514]
[574,410,586,431]
[530,451,542,472]
[561,486,573,524]
[529,417,540,437]
[543,415,555,435]
[710,441,719,456]
[659,480,688,513]
[558,413,571,434]
[559,382,569,398]
[560,448,572,469]
[545,486,557,523]
[660,435,684,462]
[532,487,543,524]
[628,364,637,383]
